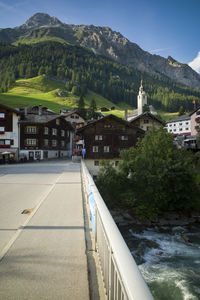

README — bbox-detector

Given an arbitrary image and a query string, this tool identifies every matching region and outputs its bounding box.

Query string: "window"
[115,161,119,166]
[61,130,65,137]
[174,129,176,132]
[104,124,112,128]
[26,126,37,134]
[186,128,189,130]
[56,119,60,125]
[121,136,128,140]
[95,135,103,140]
[0,113,5,119]
[61,140,65,147]
[104,146,110,152]
[179,123,182,126]
[94,161,99,166]
[0,140,4,145]
[146,126,149,131]
[71,115,75,119]
[92,146,98,152]
[44,127,49,135]
[0,126,5,133]
[5,140,10,145]
[169,124,172,127]
[170,130,172,132]
[186,122,189,125]
[75,115,79,119]
[52,128,57,135]
[174,124,176,126]
[44,139,48,146]
[52,140,57,147]
[179,128,182,131]
[144,119,149,124]
[26,139,36,146]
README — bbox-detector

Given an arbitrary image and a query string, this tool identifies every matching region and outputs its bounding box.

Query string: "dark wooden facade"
[0,104,21,133]
[20,116,73,151]
[77,115,144,159]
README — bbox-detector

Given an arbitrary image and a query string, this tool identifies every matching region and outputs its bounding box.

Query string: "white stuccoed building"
[165,114,191,136]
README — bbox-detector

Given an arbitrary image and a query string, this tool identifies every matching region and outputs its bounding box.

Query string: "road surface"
[0,160,89,300]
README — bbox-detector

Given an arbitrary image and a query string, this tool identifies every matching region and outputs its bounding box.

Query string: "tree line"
[0,41,200,112]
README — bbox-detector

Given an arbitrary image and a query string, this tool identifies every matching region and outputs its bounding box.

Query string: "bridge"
[0,159,153,300]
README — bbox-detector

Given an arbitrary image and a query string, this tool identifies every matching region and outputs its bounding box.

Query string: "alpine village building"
[19,105,74,160]
[130,111,165,131]
[0,104,22,163]
[76,114,144,177]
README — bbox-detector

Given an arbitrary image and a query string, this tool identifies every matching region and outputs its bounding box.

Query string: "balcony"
[195,125,200,131]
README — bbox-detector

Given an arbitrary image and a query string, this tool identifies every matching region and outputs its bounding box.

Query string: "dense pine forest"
[0,41,200,112]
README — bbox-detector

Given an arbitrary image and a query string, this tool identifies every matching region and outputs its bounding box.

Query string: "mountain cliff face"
[1,13,200,90]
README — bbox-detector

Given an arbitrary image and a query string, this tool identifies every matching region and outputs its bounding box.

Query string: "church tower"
[137,80,147,115]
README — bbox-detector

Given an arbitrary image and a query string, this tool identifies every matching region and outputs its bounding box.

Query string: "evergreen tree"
[77,95,86,117]
[88,98,97,119]
[179,105,185,116]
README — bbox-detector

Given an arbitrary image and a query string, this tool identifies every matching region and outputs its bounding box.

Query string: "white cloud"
[188,52,200,74]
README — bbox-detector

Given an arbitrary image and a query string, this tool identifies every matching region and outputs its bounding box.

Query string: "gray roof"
[166,114,190,123]
[19,114,59,124]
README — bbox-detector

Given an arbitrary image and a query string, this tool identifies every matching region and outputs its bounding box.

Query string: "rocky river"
[113,211,200,300]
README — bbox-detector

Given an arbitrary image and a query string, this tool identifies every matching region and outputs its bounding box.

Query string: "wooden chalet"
[19,105,74,161]
[76,114,144,176]
[129,111,165,131]
[61,110,86,129]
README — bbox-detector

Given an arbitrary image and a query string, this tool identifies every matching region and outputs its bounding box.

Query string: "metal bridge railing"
[81,160,154,300]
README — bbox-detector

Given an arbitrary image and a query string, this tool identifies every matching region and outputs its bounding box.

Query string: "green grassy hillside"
[0,76,132,116]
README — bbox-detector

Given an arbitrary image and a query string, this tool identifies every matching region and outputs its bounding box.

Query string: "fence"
[81,160,154,300]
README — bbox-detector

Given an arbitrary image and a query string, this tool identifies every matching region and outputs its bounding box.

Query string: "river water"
[123,226,200,300]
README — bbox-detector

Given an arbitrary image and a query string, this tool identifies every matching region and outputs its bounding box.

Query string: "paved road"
[0,160,89,300]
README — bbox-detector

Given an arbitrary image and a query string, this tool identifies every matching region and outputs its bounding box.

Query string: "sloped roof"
[130,111,165,125]
[19,114,74,130]
[19,114,59,124]
[77,114,145,134]
[189,105,200,117]
[62,110,86,120]
[0,103,22,115]
[166,113,190,123]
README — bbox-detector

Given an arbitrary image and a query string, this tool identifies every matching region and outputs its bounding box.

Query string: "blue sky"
[0,0,200,68]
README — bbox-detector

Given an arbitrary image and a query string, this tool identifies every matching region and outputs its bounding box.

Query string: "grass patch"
[13,36,69,45]
[0,76,134,116]
[158,111,179,121]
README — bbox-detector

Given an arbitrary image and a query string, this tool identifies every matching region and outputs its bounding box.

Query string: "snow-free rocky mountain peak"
[1,13,200,90]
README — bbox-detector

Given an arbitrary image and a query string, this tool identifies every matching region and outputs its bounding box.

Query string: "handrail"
[81,160,154,300]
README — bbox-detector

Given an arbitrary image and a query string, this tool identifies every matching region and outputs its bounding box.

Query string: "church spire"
[139,79,143,93]
[137,80,147,115]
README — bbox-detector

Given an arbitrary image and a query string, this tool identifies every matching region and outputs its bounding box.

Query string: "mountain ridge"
[0,12,200,90]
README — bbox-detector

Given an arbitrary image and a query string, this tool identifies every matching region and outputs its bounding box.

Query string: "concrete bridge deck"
[0,160,89,300]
